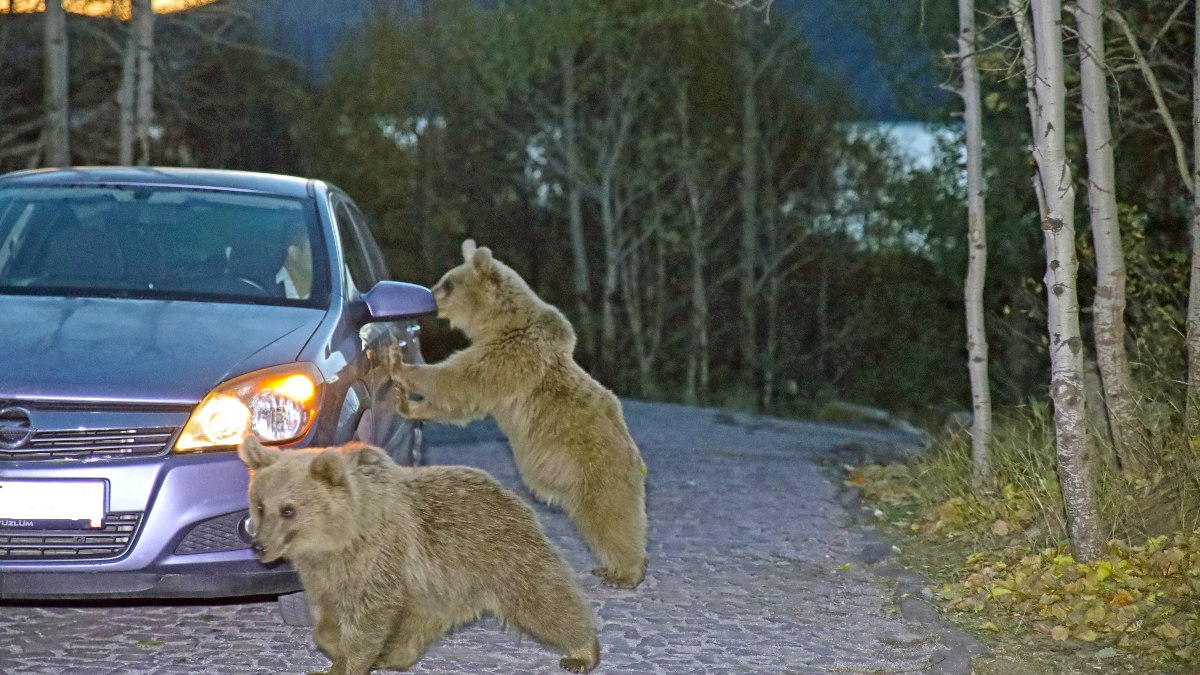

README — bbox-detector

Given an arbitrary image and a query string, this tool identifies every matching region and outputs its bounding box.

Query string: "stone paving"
[0,401,977,674]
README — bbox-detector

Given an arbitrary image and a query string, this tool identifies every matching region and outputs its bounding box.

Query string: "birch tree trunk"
[559,45,597,370]
[1028,0,1104,562]
[685,211,711,404]
[1076,0,1147,472]
[737,14,760,403]
[598,173,620,387]
[119,0,154,165]
[118,15,136,166]
[619,229,666,397]
[957,0,992,491]
[760,149,785,410]
[43,0,70,167]
[676,88,711,405]
[134,0,154,165]
[1188,0,1200,443]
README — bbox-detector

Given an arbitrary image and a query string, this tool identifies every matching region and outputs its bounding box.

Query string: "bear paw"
[591,566,643,589]
[393,385,414,416]
[559,656,596,674]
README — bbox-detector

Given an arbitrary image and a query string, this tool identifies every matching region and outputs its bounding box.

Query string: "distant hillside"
[255,0,940,120]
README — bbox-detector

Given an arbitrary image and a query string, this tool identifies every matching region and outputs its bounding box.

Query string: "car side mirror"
[361,281,436,322]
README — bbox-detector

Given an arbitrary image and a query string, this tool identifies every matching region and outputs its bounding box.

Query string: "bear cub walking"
[238,437,599,675]
[390,239,648,588]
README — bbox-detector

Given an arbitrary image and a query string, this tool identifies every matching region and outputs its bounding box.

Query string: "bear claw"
[591,566,642,589]
[559,657,595,673]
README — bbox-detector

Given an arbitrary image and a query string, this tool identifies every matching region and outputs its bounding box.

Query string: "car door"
[330,194,422,463]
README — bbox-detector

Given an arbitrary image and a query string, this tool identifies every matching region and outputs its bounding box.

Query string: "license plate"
[0,480,106,529]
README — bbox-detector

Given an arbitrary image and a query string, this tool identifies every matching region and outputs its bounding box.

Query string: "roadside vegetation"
[851,401,1200,673]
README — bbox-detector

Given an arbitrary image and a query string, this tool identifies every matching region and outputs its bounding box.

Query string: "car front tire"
[278,590,312,627]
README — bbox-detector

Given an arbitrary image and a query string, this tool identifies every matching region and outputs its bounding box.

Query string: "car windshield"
[0,184,330,307]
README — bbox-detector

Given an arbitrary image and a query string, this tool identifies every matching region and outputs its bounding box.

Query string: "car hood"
[0,295,326,405]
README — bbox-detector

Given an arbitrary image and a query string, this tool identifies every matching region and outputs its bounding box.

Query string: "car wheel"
[278,591,312,627]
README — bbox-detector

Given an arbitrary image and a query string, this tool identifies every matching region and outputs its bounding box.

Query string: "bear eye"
[280,505,296,519]
[441,279,454,294]
[255,502,264,517]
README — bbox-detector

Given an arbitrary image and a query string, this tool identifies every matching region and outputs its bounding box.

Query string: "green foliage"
[288,0,981,414]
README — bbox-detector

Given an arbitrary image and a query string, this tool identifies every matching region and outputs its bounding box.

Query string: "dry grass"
[850,401,1200,672]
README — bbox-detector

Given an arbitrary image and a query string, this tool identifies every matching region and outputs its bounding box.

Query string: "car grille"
[0,512,142,561]
[0,426,177,461]
[175,511,251,555]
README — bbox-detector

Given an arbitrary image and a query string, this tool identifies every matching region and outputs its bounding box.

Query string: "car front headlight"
[174,363,323,453]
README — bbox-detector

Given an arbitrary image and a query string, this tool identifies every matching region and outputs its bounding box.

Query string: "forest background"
[0,0,1194,488]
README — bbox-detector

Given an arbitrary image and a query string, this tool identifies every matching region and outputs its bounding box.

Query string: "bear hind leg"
[575,488,647,589]
[499,588,599,673]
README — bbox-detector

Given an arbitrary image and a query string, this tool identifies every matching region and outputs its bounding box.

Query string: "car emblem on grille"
[0,407,34,449]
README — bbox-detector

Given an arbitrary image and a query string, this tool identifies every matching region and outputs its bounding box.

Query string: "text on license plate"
[0,480,106,529]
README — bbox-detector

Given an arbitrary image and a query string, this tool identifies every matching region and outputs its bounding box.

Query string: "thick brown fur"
[237,437,599,675]
[390,239,648,588]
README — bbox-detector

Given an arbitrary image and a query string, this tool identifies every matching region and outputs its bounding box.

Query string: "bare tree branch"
[1107,7,1194,194]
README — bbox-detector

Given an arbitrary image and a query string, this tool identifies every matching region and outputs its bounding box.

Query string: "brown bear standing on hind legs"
[390,239,648,588]
[238,437,600,675]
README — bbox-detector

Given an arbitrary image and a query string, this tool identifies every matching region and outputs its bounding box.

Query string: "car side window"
[345,202,391,281]
[333,198,376,293]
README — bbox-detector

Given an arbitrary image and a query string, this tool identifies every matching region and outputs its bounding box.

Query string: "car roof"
[0,167,315,199]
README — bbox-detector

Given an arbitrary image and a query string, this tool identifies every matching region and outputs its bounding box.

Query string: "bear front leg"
[311,600,340,660]
[375,612,450,671]
[388,348,490,424]
[328,613,394,675]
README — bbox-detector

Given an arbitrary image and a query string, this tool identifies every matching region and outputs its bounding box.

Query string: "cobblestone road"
[0,401,979,674]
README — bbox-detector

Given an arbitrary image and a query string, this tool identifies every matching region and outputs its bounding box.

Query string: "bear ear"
[472,246,493,273]
[310,448,347,488]
[238,436,279,470]
[461,238,477,264]
[342,442,392,469]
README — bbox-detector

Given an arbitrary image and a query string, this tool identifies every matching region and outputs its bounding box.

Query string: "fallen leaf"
[1155,623,1182,640]
[1051,625,1070,641]
[135,639,164,649]
[1110,590,1135,607]
[992,519,1010,536]
[1094,647,1118,659]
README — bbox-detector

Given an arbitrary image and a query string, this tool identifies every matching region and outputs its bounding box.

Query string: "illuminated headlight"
[175,363,323,453]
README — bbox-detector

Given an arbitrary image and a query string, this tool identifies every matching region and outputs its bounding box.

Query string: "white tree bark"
[120,0,154,165]
[675,85,712,405]
[43,0,70,167]
[559,45,596,369]
[134,0,155,165]
[1028,0,1104,562]
[737,14,760,403]
[957,0,992,491]
[118,21,136,166]
[1075,0,1146,472]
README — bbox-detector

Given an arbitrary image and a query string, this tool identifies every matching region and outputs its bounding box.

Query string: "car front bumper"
[0,450,299,600]
[0,557,298,600]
